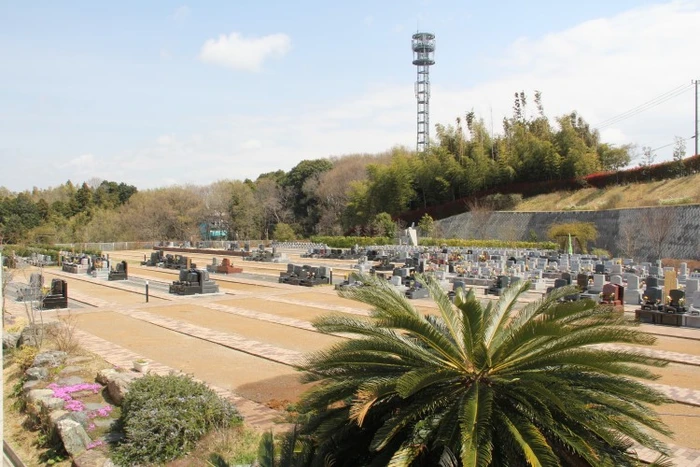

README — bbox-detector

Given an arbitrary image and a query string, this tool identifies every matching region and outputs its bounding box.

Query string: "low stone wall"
[436,205,700,260]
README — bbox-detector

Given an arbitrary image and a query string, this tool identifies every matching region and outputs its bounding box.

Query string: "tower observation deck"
[412,32,435,153]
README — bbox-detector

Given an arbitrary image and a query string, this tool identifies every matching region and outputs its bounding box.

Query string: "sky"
[1,0,699,192]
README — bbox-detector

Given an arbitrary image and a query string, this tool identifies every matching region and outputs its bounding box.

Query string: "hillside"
[514,172,700,212]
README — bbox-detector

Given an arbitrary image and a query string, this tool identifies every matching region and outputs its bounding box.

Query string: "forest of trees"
[0,92,636,244]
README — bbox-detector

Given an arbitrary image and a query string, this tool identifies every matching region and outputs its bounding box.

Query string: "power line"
[648,135,693,153]
[594,83,693,130]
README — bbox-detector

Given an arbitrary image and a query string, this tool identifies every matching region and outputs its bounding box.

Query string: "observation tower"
[412,32,435,153]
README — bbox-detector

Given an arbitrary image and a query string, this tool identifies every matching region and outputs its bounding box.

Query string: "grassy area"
[514,172,700,212]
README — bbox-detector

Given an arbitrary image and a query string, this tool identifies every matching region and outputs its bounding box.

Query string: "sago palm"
[286,273,672,466]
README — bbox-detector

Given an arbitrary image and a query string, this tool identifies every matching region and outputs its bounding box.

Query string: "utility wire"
[594,83,693,129]
[648,135,693,153]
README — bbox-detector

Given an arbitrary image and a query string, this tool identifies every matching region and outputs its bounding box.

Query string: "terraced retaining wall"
[436,205,700,260]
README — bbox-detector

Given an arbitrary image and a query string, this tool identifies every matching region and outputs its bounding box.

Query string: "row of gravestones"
[15,273,69,309]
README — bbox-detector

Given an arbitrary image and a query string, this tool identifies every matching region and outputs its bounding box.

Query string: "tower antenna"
[412,32,435,153]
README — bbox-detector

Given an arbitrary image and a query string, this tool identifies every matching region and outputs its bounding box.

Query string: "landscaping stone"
[66,411,89,428]
[33,350,68,368]
[57,375,85,386]
[56,418,91,457]
[2,332,20,349]
[25,366,49,380]
[73,449,115,467]
[45,397,66,410]
[59,365,85,375]
[22,380,40,393]
[96,368,140,405]
[49,409,69,429]
[27,388,54,405]
[18,324,57,347]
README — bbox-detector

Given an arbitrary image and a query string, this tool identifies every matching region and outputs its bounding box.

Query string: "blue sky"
[1,0,698,192]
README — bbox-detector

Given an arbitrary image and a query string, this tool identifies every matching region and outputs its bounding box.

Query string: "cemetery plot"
[141,304,343,352]
[130,267,276,293]
[73,311,305,405]
[655,403,700,450]
[41,271,166,305]
[643,362,700,392]
[278,291,376,311]
[626,334,700,357]
[214,297,368,322]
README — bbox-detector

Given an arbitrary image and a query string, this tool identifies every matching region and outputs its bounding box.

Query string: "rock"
[66,411,89,428]
[27,388,54,405]
[96,369,140,405]
[66,356,92,365]
[22,380,41,393]
[25,366,49,381]
[33,350,68,368]
[49,409,69,427]
[3,332,20,349]
[57,375,85,386]
[45,397,66,410]
[72,449,115,467]
[18,324,57,347]
[59,365,84,375]
[56,418,91,457]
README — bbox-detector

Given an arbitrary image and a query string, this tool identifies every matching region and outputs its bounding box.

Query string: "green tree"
[597,143,632,172]
[372,212,396,238]
[273,222,296,242]
[417,213,435,237]
[548,222,598,253]
[285,275,671,466]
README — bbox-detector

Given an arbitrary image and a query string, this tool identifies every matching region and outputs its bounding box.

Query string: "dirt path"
[74,311,306,405]
[141,304,343,353]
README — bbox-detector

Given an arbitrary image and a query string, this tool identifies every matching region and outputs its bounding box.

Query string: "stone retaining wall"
[436,205,700,260]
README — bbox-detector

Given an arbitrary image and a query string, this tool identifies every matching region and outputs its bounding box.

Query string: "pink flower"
[86,440,104,450]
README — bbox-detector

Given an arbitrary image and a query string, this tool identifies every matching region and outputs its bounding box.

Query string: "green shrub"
[310,236,557,250]
[658,197,694,206]
[0,243,102,261]
[113,373,241,465]
[591,248,611,258]
[273,223,296,242]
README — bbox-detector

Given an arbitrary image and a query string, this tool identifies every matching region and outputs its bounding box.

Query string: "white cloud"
[170,5,190,22]
[156,134,174,145]
[68,153,95,168]
[241,139,263,149]
[30,1,698,191]
[199,32,291,72]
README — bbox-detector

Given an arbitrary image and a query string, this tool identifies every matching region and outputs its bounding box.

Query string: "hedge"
[0,243,102,261]
[310,236,557,250]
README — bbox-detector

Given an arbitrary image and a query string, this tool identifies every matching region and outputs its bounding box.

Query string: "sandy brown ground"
[654,403,700,450]
[14,250,700,456]
[74,311,306,404]
[142,304,343,352]
[42,270,167,304]
[629,334,700,356]
[215,297,367,322]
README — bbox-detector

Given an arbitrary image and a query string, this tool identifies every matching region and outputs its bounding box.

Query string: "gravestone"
[664,270,678,301]
[625,275,643,305]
